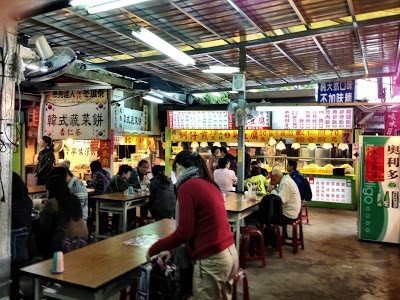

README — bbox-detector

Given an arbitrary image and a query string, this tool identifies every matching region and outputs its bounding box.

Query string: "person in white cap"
[267,167,301,223]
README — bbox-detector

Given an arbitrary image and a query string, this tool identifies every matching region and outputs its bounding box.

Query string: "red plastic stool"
[282,215,305,254]
[232,267,250,300]
[259,224,283,258]
[239,226,266,268]
[301,200,309,224]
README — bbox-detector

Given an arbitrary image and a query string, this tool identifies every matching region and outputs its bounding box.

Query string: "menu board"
[168,111,233,129]
[311,177,352,203]
[272,108,353,130]
[167,110,270,129]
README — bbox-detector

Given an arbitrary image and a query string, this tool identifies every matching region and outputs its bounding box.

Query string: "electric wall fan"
[19,35,77,82]
[227,99,258,127]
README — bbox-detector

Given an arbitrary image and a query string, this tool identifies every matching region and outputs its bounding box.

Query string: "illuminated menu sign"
[311,177,352,203]
[272,108,353,130]
[168,111,233,129]
[167,110,270,129]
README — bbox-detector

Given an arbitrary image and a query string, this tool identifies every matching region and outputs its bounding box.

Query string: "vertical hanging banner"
[365,146,385,182]
[317,80,355,103]
[384,111,400,136]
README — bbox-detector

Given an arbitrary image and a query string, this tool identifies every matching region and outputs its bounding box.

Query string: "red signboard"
[384,111,400,136]
[365,146,385,182]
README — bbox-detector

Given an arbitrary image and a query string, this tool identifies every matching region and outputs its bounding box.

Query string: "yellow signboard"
[171,129,352,144]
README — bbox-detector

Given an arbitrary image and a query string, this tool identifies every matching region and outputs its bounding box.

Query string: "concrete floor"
[15,207,400,299]
[241,207,400,300]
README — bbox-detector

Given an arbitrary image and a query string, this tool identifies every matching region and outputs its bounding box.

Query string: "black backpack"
[301,176,313,201]
[257,194,284,226]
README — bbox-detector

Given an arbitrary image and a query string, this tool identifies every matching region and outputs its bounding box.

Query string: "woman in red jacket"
[146,150,238,299]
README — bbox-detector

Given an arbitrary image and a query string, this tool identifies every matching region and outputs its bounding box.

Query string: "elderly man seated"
[267,167,301,223]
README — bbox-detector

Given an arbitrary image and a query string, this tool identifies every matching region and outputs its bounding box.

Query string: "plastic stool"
[282,217,305,254]
[232,267,250,300]
[239,226,266,268]
[259,224,283,258]
[301,200,309,224]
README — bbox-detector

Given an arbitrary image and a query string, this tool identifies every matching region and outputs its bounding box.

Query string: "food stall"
[165,107,358,210]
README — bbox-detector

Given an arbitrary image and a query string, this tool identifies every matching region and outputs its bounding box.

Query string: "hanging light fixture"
[213,142,221,147]
[322,143,333,149]
[131,26,195,66]
[276,141,286,150]
[190,141,199,149]
[291,142,301,149]
[200,142,208,148]
[338,143,349,150]
[268,137,277,146]
[307,143,317,150]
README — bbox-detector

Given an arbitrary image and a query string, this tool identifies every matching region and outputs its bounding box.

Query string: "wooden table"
[28,185,94,196]
[28,185,47,197]
[225,193,262,252]
[21,219,175,300]
[92,191,149,241]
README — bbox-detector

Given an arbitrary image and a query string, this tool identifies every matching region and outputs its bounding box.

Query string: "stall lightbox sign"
[311,177,352,204]
[43,101,109,140]
[272,108,353,130]
[171,129,352,143]
[167,110,270,129]
[317,80,355,103]
[384,111,400,136]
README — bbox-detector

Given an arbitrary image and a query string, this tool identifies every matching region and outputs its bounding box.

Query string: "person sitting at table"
[146,150,238,299]
[148,165,176,219]
[245,166,270,195]
[220,146,238,174]
[10,172,36,299]
[251,159,269,177]
[86,160,111,195]
[214,157,237,196]
[39,175,88,259]
[267,167,301,224]
[105,164,133,193]
[49,167,89,222]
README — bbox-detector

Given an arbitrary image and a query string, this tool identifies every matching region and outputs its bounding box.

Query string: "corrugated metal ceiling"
[15,0,400,95]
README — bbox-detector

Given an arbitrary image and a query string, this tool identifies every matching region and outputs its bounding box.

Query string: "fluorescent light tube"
[85,0,151,14]
[202,66,239,74]
[256,106,326,112]
[143,95,163,104]
[132,27,195,66]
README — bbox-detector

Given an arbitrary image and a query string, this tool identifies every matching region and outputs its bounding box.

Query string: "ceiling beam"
[312,36,341,78]
[97,15,400,69]
[347,0,369,75]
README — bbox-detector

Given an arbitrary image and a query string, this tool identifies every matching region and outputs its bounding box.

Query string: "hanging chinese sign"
[365,146,385,182]
[170,129,352,143]
[272,108,353,130]
[43,101,109,140]
[99,139,112,168]
[317,80,355,103]
[112,105,124,133]
[123,108,144,132]
[384,111,400,136]
[46,89,108,103]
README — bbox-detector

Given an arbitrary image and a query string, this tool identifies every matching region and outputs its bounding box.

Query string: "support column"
[236,31,246,193]
[0,22,17,296]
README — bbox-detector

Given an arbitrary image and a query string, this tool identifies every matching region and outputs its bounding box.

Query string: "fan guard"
[24,46,77,82]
